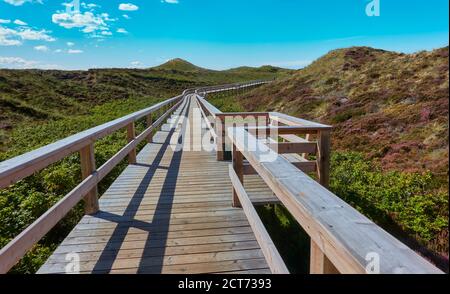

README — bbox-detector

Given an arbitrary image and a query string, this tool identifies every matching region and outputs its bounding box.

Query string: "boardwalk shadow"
[92,100,188,274]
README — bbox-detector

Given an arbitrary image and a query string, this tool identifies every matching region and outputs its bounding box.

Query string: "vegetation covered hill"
[208,46,449,268]
[239,46,449,178]
[0,62,290,155]
[153,58,208,72]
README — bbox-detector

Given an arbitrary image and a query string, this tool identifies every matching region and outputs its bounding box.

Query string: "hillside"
[153,58,208,72]
[0,62,290,155]
[238,46,449,179]
[208,46,449,266]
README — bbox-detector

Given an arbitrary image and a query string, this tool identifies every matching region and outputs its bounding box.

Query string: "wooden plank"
[80,144,99,215]
[269,112,331,129]
[146,114,153,143]
[317,130,330,188]
[126,122,137,164]
[215,116,225,161]
[267,142,316,154]
[229,165,289,274]
[232,144,243,207]
[310,239,339,274]
[46,241,260,262]
[243,161,316,175]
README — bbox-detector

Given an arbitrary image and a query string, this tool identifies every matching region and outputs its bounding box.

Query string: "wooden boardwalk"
[2,81,441,274]
[38,95,274,274]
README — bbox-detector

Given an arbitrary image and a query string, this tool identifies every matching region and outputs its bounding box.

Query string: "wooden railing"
[195,96,331,186]
[195,89,443,274]
[0,95,184,273]
[0,80,270,274]
[226,125,443,274]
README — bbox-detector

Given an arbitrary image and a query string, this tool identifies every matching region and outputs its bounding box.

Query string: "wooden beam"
[215,116,225,161]
[317,130,330,188]
[267,142,316,154]
[146,114,153,143]
[269,112,332,129]
[247,126,319,136]
[243,161,316,175]
[229,165,289,274]
[126,122,136,164]
[79,144,98,215]
[310,240,339,274]
[232,144,243,208]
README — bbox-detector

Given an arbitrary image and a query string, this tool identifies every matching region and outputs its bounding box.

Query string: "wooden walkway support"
[0,80,443,274]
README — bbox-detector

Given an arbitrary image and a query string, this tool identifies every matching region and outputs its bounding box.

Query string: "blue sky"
[0,0,448,70]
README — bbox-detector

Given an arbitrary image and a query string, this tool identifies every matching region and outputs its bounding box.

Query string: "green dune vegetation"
[0,60,290,273]
[207,46,449,272]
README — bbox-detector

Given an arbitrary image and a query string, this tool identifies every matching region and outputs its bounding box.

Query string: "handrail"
[195,80,270,96]
[227,126,443,274]
[0,95,183,189]
[196,95,222,118]
[0,80,272,273]
[0,96,186,273]
[269,112,332,129]
[229,165,289,274]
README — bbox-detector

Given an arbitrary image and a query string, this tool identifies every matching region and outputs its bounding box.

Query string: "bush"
[330,152,448,253]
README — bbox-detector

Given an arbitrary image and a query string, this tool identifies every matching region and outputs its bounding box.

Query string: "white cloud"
[68,49,83,54]
[119,3,139,11]
[2,0,41,6]
[162,0,179,4]
[116,28,128,34]
[0,27,22,45]
[122,14,130,19]
[0,56,60,69]
[131,61,143,67]
[54,49,62,53]
[52,4,117,36]
[0,19,11,24]
[101,31,112,36]
[17,28,55,41]
[0,25,55,46]
[66,41,75,46]
[34,45,49,52]
[0,56,37,68]
[81,2,99,10]
[13,19,28,26]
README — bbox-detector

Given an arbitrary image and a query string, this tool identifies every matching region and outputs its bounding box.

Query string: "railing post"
[310,240,339,274]
[232,143,243,207]
[126,122,137,164]
[302,134,311,159]
[317,130,330,188]
[79,143,99,215]
[216,116,225,161]
[146,114,153,143]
